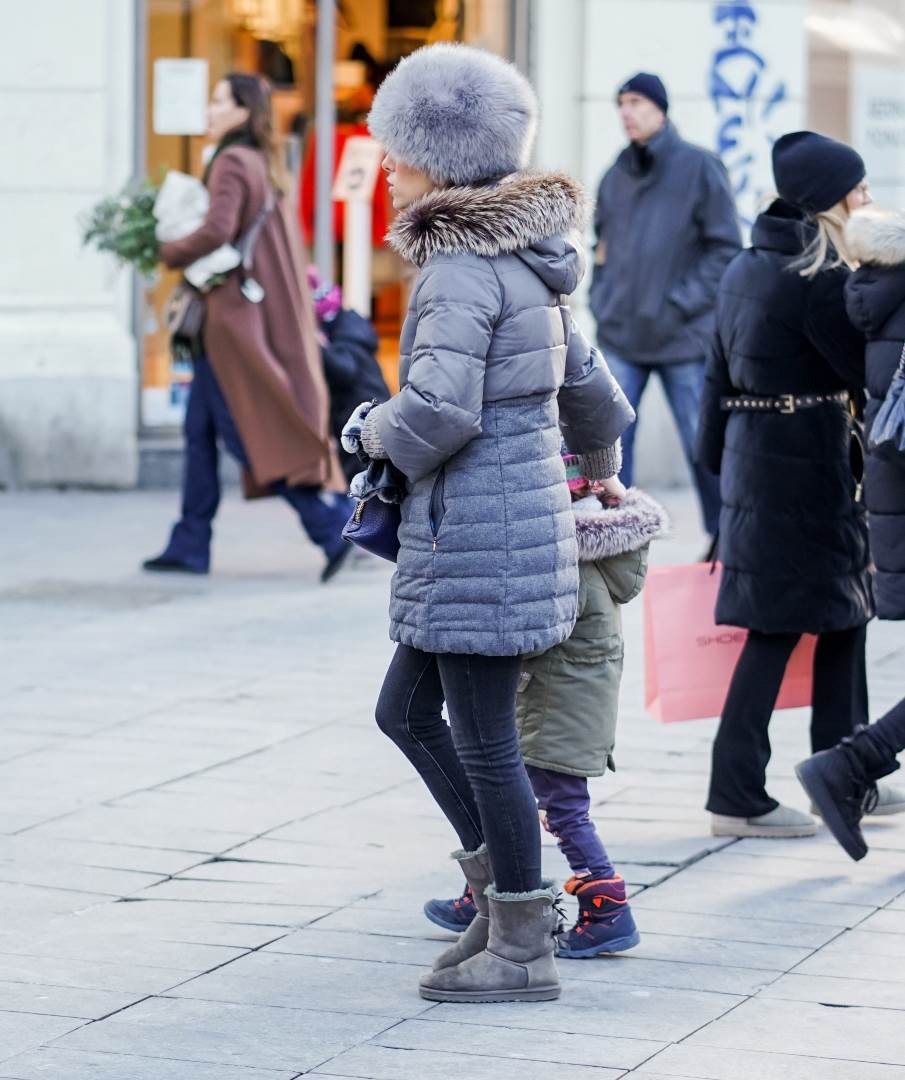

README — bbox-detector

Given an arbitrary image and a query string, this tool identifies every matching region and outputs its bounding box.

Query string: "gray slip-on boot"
[711,803,817,838]
[810,780,905,819]
[432,845,493,971]
[419,881,561,1003]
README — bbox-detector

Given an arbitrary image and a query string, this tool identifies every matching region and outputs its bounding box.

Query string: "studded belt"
[719,390,850,415]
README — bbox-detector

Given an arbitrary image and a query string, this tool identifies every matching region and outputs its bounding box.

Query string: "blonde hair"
[792,200,854,278]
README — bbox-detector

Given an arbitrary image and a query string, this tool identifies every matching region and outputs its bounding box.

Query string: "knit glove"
[359,405,389,460]
[341,400,376,455]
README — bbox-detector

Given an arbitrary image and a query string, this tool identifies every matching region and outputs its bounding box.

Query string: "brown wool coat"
[160,146,343,491]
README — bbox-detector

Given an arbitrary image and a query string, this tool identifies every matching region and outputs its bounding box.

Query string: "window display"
[141,0,516,430]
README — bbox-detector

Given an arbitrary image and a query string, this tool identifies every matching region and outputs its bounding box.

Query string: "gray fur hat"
[367,44,537,186]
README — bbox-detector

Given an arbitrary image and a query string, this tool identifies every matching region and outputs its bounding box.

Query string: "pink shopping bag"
[644,562,816,722]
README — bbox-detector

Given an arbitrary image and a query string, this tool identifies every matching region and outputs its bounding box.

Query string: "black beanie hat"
[772,131,865,214]
[617,72,669,115]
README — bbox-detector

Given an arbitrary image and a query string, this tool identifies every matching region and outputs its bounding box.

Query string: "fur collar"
[388,171,587,266]
[572,489,669,563]
[847,208,905,267]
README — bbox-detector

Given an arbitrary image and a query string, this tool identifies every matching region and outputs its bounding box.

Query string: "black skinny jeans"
[375,644,541,893]
[860,696,905,766]
[708,625,868,817]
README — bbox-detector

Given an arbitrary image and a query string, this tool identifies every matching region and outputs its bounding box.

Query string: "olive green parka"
[517,489,668,777]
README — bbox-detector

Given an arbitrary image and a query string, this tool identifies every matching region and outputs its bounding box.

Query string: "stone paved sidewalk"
[1,487,904,1079]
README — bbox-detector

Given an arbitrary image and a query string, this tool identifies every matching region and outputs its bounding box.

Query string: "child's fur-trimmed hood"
[572,489,669,563]
[388,171,587,272]
[847,207,905,267]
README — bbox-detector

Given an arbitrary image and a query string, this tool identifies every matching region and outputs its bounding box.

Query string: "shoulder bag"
[164,192,276,355]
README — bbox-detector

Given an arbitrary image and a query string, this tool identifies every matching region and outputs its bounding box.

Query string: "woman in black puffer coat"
[696,132,874,839]
[845,208,905,619]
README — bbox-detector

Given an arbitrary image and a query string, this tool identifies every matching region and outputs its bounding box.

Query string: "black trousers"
[707,625,868,817]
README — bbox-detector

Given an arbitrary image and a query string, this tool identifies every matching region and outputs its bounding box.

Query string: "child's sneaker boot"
[556,874,640,958]
[423,886,477,933]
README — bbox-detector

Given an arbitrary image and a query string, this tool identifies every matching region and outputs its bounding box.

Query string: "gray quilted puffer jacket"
[364,173,635,655]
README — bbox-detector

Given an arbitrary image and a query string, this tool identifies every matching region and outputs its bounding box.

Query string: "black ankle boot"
[796,727,899,861]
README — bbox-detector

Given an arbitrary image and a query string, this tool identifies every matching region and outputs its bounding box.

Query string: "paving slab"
[631,871,876,927]
[0,1047,299,1079]
[0,932,248,973]
[54,995,393,1073]
[0,981,142,1021]
[369,1016,662,1069]
[309,1044,623,1080]
[0,954,195,997]
[628,930,811,971]
[856,909,905,935]
[424,984,742,1043]
[263,928,447,967]
[792,928,905,981]
[561,955,779,995]
[633,1044,905,1079]
[684,995,905,1064]
[0,1012,85,1065]
[167,950,434,1018]
[760,971,905,1009]
[618,907,841,948]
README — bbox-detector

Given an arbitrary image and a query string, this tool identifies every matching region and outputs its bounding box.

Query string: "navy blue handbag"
[870,343,905,456]
[342,496,401,562]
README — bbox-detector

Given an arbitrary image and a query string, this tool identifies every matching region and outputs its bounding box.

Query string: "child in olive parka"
[425,456,668,958]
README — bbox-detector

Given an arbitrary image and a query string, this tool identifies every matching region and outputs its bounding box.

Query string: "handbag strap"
[237,191,276,273]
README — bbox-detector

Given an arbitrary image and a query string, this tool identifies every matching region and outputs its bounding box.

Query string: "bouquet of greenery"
[82,178,160,279]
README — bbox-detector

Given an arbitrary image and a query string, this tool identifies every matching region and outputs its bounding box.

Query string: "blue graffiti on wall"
[710,2,787,228]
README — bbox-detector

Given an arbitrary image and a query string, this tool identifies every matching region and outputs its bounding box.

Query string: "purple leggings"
[525,764,616,880]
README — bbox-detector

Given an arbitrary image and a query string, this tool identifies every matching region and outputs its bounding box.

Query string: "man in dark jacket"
[590,72,741,546]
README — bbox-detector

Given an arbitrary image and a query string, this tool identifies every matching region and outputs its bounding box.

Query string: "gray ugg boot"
[432,845,493,971]
[419,881,561,1003]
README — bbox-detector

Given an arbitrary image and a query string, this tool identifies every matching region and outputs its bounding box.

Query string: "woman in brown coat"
[144,74,352,582]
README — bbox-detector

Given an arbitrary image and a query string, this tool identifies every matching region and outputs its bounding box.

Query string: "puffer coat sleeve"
[804,268,866,389]
[373,255,503,483]
[559,317,635,455]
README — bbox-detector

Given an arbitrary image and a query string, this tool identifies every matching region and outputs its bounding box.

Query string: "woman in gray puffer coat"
[344,44,634,1005]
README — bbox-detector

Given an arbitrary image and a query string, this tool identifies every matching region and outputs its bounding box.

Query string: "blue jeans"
[375,644,541,893]
[605,350,721,537]
[526,765,615,880]
[160,355,352,571]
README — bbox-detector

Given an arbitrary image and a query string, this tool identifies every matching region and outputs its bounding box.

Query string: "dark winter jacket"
[589,122,741,364]
[517,490,667,777]
[321,310,390,482]
[696,199,873,634]
[367,173,635,656]
[845,209,905,620]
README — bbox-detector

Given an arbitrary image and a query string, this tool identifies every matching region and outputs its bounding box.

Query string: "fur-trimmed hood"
[388,172,588,289]
[572,489,669,563]
[847,208,905,267]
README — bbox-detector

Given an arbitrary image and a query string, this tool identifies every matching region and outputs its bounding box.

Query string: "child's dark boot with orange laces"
[556,874,640,958]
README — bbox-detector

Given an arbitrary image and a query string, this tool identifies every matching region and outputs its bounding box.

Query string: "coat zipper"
[429,468,446,551]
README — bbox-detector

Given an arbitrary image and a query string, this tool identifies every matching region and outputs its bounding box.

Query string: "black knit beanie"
[617,72,669,115]
[772,131,865,214]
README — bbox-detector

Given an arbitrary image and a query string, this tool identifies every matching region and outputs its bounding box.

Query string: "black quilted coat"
[845,209,905,620]
[696,199,874,634]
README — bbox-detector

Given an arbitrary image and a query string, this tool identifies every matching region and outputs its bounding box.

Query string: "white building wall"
[532,0,807,488]
[0,0,138,488]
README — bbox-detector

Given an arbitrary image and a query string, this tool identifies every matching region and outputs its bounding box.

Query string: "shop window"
[141,0,517,431]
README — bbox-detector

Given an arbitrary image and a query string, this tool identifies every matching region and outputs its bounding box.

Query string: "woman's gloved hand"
[341,400,376,455]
